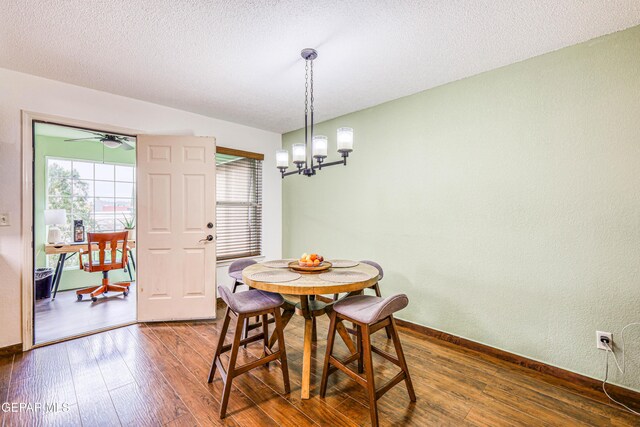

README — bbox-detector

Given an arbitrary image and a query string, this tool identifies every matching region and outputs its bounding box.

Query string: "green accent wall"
[34,133,136,292]
[283,26,640,391]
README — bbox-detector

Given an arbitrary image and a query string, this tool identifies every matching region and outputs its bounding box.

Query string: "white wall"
[0,68,282,348]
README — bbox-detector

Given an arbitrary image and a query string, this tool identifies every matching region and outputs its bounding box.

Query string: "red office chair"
[76,231,132,302]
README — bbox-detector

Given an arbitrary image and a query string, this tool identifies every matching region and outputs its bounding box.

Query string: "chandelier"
[276,48,354,178]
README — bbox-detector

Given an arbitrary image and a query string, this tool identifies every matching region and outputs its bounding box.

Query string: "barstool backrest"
[228,259,257,275]
[218,285,234,308]
[360,260,383,280]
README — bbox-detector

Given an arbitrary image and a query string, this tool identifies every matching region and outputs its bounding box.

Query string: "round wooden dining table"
[242,261,379,399]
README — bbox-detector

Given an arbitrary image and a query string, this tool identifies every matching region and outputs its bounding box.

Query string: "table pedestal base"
[268,292,361,399]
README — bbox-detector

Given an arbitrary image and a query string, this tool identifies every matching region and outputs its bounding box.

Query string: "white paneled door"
[136,135,217,321]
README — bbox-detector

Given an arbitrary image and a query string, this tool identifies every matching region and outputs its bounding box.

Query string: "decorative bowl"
[288,260,332,273]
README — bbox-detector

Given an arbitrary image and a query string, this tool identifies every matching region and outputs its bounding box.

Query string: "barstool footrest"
[245,316,275,332]
[371,345,401,366]
[235,351,281,376]
[375,371,406,400]
[369,317,391,334]
[326,351,360,375]
[221,332,264,353]
[328,355,368,387]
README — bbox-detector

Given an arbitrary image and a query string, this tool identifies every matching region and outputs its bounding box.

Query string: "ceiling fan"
[64,131,135,150]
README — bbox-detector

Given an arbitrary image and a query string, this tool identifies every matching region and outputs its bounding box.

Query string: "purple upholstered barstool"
[320,294,416,427]
[333,260,392,339]
[209,286,290,418]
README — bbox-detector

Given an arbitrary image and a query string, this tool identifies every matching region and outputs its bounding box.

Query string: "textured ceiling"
[1,1,639,133]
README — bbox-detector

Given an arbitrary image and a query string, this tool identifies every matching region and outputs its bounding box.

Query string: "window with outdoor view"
[46,158,135,268]
[215,152,262,261]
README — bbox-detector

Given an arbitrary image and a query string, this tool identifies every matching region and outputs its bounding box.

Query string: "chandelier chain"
[310,59,314,112]
[304,60,309,115]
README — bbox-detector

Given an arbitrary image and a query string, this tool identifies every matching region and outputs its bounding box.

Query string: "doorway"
[32,121,137,345]
[21,112,218,350]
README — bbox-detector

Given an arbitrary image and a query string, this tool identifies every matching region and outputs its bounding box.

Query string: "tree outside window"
[46,158,135,269]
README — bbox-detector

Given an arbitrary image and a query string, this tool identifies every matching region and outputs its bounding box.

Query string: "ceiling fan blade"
[85,130,108,138]
[64,137,101,142]
[120,140,136,150]
[114,135,135,149]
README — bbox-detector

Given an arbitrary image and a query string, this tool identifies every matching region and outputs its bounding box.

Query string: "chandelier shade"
[276,150,289,168]
[292,144,306,165]
[312,135,328,159]
[336,127,354,153]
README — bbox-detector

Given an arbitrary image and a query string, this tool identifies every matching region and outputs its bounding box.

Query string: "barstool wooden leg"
[250,285,260,329]
[220,314,245,418]
[390,317,416,401]
[356,324,364,374]
[361,324,378,427]
[241,317,249,347]
[273,308,291,394]
[208,307,231,383]
[261,313,269,365]
[372,283,382,297]
[335,321,358,355]
[319,311,338,397]
[268,307,294,350]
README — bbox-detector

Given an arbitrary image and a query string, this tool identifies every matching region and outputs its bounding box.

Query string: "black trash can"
[35,267,54,300]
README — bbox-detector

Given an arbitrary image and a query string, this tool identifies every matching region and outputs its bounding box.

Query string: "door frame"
[20,110,142,351]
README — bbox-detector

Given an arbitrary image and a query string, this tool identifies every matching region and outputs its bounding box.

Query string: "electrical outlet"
[596,331,613,350]
[0,213,9,226]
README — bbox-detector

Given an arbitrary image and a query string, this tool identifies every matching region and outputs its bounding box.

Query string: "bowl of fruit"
[288,253,332,273]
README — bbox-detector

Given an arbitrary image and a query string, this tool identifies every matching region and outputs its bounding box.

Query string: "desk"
[242,261,379,399]
[44,241,136,300]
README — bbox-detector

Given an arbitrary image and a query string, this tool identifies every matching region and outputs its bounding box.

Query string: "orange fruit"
[313,259,320,266]
[306,261,314,267]
[310,253,317,261]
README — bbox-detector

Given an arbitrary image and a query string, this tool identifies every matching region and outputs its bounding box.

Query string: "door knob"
[199,235,214,243]
[207,222,214,229]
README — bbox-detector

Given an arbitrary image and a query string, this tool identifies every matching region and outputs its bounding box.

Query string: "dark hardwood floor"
[34,284,136,345]
[2,306,638,426]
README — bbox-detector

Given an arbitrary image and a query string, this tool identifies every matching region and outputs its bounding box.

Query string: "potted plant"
[119,214,136,240]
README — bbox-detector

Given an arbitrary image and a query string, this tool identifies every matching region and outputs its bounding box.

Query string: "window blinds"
[215,153,262,260]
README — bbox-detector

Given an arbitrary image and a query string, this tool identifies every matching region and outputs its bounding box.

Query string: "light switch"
[0,213,9,226]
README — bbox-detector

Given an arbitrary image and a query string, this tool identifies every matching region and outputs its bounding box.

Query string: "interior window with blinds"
[216,152,263,261]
